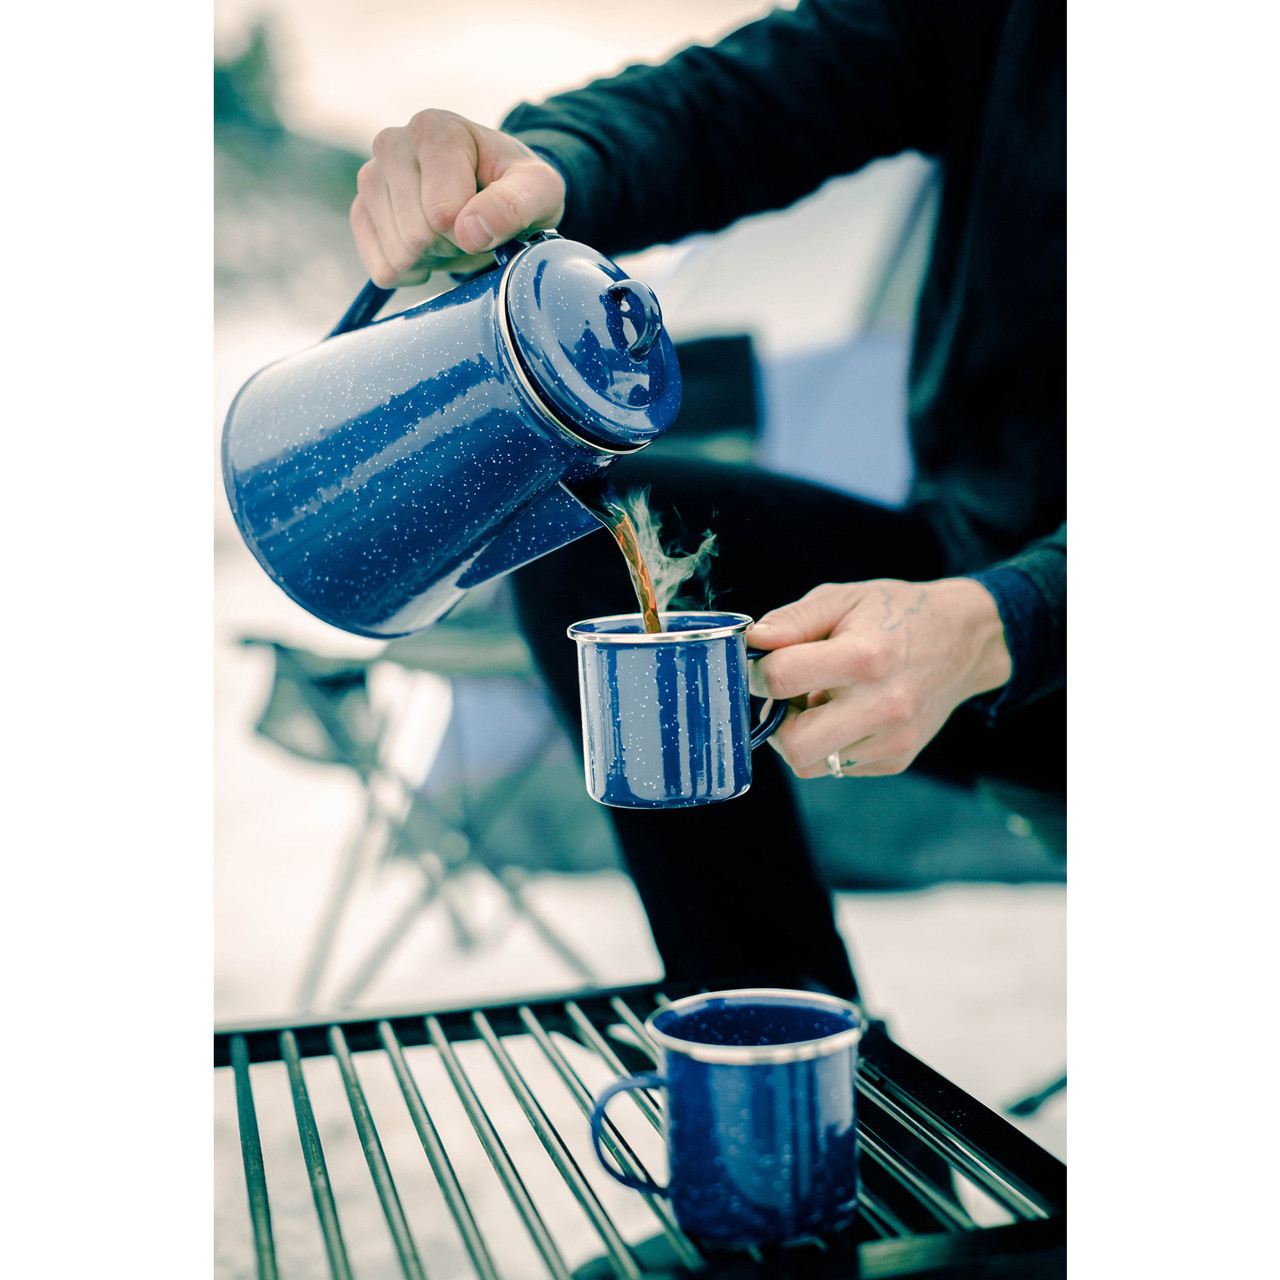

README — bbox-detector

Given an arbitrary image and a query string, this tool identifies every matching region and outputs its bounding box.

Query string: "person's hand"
[745,578,1012,778]
[349,109,567,288]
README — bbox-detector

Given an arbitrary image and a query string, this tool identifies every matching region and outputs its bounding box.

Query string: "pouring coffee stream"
[569,480,664,634]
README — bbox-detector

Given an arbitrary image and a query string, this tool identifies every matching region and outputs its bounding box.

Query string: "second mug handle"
[589,1073,669,1195]
[746,649,788,750]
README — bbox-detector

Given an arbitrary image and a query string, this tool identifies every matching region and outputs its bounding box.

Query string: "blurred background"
[214,7,1064,1264]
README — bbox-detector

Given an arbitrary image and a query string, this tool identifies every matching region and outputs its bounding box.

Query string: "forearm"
[502,0,959,256]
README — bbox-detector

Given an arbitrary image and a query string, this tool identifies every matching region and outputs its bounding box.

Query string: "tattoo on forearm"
[879,587,926,630]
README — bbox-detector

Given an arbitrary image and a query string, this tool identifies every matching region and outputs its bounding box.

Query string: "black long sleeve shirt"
[503,0,1065,709]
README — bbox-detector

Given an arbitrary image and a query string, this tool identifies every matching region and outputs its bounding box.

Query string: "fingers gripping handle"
[589,1073,669,1195]
[746,649,788,750]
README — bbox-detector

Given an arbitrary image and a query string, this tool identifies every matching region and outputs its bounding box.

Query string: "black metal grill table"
[215,982,1065,1279]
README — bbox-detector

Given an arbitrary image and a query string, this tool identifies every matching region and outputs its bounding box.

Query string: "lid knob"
[605,279,663,361]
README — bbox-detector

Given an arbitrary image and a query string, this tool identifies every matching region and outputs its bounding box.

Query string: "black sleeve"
[502,0,1004,255]
[986,522,1066,707]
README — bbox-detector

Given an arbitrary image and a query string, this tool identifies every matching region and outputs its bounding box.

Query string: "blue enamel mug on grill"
[221,232,679,637]
[589,989,865,1246]
[568,612,788,808]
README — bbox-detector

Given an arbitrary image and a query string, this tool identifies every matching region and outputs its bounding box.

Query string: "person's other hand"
[745,578,1013,778]
[349,109,567,288]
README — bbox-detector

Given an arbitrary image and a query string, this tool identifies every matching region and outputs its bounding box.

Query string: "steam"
[620,487,718,613]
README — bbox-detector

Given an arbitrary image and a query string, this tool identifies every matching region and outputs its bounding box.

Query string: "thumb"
[746,584,862,650]
[453,134,567,254]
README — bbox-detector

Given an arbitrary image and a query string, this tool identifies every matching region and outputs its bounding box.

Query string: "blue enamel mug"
[221,232,680,637]
[568,612,788,808]
[589,989,866,1246]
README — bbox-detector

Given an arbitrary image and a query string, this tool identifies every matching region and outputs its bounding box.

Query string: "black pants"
[511,457,1064,1002]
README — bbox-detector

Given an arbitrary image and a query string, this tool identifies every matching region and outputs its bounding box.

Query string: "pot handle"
[327,281,395,338]
[327,232,560,339]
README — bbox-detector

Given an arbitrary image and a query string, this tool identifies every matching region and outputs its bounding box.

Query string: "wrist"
[515,140,568,226]
[936,577,1013,701]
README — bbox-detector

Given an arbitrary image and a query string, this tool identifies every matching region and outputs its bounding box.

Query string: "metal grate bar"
[280,1030,354,1280]
[858,1189,910,1239]
[858,1126,975,1233]
[516,1007,703,1272]
[426,1015,573,1280]
[472,1011,645,1280]
[857,1063,1050,1221]
[376,1022,500,1280]
[564,1002,662,1132]
[607,998,659,1062]
[230,1034,280,1280]
[327,1025,428,1280]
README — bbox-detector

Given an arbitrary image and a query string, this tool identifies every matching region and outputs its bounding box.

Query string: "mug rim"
[567,611,753,645]
[643,987,866,1065]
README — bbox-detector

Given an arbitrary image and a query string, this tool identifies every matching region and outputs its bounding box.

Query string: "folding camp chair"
[239,581,605,1015]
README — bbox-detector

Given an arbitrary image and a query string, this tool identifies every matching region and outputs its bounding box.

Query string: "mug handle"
[589,1073,669,1195]
[746,649,789,750]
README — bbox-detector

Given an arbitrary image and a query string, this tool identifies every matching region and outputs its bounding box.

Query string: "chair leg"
[330,869,445,1010]
[327,858,600,1009]
[450,723,603,984]
[412,719,603,985]
[431,863,480,951]
[323,788,475,1008]
[1006,1072,1067,1117]
[293,789,384,1013]
[494,867,599,985]
[297,713,603,1008]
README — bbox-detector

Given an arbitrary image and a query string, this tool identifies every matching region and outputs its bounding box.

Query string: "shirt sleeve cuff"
[961,567,1051,721]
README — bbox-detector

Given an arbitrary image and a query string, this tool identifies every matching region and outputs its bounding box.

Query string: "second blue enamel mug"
[589,988,866,1246]
[568,612,787,808]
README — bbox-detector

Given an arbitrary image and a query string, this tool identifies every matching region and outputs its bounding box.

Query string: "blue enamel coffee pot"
[221,232,681,637]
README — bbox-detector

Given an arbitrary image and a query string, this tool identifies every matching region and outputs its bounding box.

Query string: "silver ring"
[827,752,843,778]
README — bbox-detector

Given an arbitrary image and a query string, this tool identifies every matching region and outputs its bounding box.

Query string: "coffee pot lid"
[500,234,681,451]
